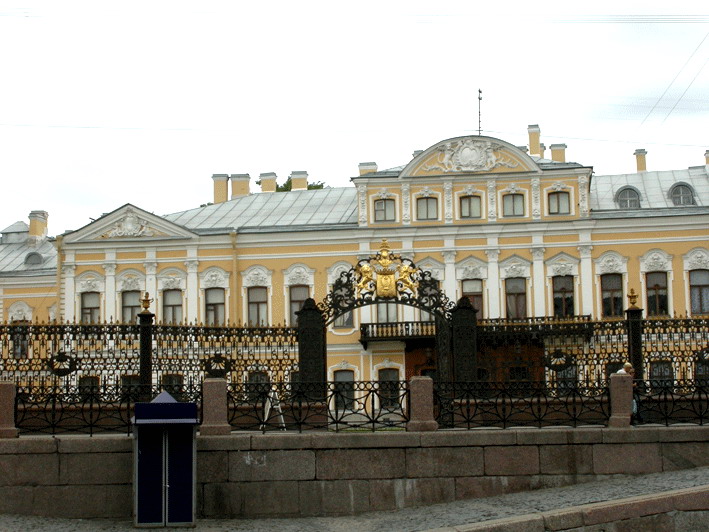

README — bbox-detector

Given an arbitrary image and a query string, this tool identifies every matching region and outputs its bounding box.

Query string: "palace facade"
[2,125,709,383]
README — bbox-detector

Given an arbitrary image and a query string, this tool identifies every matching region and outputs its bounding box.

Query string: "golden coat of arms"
[355,240,418,299]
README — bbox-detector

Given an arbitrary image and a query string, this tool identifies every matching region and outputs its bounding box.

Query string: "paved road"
[1,467,708,531]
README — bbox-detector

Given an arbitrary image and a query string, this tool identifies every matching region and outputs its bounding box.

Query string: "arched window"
[416,197,438,220]
[374,199,395,222]
[24,252,43,266]
[502,194,524,217]
[459,195,482,218]
[617,188,640,209]
[548,191,570,215]
[670,184,695,206]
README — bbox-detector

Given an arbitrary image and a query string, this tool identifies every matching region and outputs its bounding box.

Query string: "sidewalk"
[1,467,708,531]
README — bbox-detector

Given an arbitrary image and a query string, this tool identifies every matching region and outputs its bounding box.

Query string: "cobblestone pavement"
[1,467,708,532]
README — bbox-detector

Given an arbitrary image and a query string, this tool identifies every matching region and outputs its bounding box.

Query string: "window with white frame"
[81,292,100,323]
[205,287,225,325]
[378,368,400,410]
[548,191,570,215]
[601,274,623,317]
[646,272,668,316]
[459,195,482,219]
[462,279,483,315]
[617,188,640,209]
[334,311,353,328]
[502,193,524,217]
[162,289,183,324]
[670,184,695,206]
[289,285,309,325]
[416,197,438,220]
[374,198,396,222]
[505,277,527,318]
[552,276,574,318]
[334,369,355,410]
[377,301,398,323]
[121,291,141,323]
[248,287,268,326]
[690,270,709,315]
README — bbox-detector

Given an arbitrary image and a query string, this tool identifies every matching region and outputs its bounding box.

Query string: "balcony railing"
[359,321,436,347]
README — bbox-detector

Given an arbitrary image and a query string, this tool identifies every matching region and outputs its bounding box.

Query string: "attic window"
[616,188,640,209]
[24,252,43,266]
[670,184,695,206]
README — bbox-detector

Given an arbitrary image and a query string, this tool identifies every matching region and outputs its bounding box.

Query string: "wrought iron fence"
[0,322,298,386]
[433,381,610,429]
[634,379,709,426]
[226,381,409,432]
[15,381,202,436]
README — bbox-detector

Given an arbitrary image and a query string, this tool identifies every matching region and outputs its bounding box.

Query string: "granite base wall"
[1,426,708,519]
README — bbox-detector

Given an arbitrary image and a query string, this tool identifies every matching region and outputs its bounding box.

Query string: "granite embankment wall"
[1,426,708,519]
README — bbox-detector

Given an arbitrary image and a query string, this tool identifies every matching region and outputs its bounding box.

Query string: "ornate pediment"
[100,208,166,239]
[400,136,539,178]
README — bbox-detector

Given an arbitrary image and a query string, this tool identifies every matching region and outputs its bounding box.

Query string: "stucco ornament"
[242,268,269,288]
[504,262,526,278]
[416,186,434,198]
[423,139,518,172]
[401,184,411,224]
[444,182,453,223]
[120,276,142,291]
[357,186,367,225]
[644,252,670,272]
[287,267,310,286]
[160,276,183,290]
[375,189,393,199]
[203,270,228,288]
[8,301,32,321]
[578,175,590,217]
[687,249,709,270]
[598,254,625,274]
[103,208,155,238]
[487,180,497,220]
[461,266,483,279]
[79,278,101,292]
[552,262,574,276]
[532,178,541,219]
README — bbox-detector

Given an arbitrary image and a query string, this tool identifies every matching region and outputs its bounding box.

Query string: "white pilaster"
[144,261,158,312]
[63,264,76,321]
[531,247,546,317]
[578,245,594,316]
[103,263,117,321]
[442,249,457,300]
[185,260,199,322]
[485,249,501,318]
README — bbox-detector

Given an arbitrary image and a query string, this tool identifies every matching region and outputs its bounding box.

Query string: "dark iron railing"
[15,381,202,436]
[634,379,709,426]
[226,381,409,433]
[433,380,610,429]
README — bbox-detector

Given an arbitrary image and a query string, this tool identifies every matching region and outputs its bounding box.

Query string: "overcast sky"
[1,1,708,236]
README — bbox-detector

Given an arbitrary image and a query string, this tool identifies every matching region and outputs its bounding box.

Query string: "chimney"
[212,174,229,203]
[634,149,647,172]
[528,124,541,156]
[290,171,308,191]
[358,162,378,176]
[28,210,48,244]
[550,143,567,163]
[259,172,277,193]
[705,150,709,165]
[230,174,250,198]
[539,143,546,159]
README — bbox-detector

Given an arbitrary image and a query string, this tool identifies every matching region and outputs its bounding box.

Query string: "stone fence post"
[200,378,231,435]
[406,376,438,432]
[0,381,18,438]
[608,373,633,428]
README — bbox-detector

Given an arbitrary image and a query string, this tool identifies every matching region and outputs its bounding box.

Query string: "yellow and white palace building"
[2,125,709,382]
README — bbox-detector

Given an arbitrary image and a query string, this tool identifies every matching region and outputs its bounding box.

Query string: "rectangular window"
[248,287,268,326]
[81,292,100,323]
[416,197,438,220]
[162,289,183,324]
[690,270,709,315]
[505,277,527,319]
[548,191,570,215]
[462,279,483,316]
[289,285,309,325]
[205,287,225,325]
[552,276,574,318]
[377,302,397,323]
[378,368,400,410]
[374,199,395,222]
[650,361,673,389]
[646,272,668,316]
[334,369,355,411]
[601,274,623,317]
[460,195,481,218]
[334,311,353,329]
[502,194,524,217]
[121,290,141,323]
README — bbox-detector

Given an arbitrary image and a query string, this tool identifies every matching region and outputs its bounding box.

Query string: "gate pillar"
[296,298,326,397]
[450,297,478,382]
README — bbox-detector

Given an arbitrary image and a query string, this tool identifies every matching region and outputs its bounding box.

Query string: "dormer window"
[617,188,640,209]
[24,252,43,266]
[670,184,695,206]
[548,191,570,215]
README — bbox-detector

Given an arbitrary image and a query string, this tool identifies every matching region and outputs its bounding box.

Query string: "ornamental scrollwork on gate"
[318,239,455,323]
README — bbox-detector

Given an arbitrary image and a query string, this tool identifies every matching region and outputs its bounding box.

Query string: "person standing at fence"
[617,362,639,424]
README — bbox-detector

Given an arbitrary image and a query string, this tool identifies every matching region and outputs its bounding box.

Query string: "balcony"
[359,321,436,348]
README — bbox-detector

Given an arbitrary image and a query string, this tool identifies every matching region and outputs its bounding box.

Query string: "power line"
[662,55,709,124]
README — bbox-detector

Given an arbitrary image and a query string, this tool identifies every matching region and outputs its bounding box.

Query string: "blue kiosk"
[133,391,199,527]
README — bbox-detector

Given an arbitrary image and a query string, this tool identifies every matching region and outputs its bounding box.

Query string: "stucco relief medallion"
[203,270,228,288]
[687,250,709,270]
[102,208,156,238]
[598,255,624,274]
[423,139,518,173]
[552,263,574,276]
[645,252,670,271]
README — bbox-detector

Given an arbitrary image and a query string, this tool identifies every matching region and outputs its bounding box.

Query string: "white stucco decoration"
[456,257,488,280]
[327,261,353,285]
[77,274,104,293]
[241,266,270,288]
[8,301,32,321]
[640,249,673,272]
[159,272,186,291]
[422,139,519,173]
[202,268,230,289]
[595,252,628,274]
[685,248,709,271]
[119,275,143,292]
[103,208,155,238]
[375,189,393,199]
[418,258,445,281]
[499,256,531,279]
[284,264,315,286]
[546,253,580,278]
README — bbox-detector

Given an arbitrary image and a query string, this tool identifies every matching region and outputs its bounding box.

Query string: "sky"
[1,1,708,236]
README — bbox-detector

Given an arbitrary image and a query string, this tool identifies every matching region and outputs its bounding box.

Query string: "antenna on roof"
[478,89,482,136]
